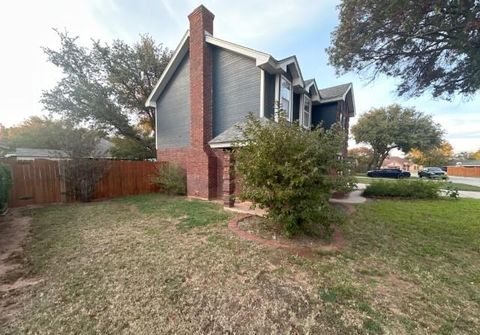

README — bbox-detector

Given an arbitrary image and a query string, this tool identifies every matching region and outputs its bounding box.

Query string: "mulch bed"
[228,213,348,258]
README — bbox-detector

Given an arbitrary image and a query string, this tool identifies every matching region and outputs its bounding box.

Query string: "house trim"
[205,33,272,66]
[274,74,280,121]
[301,94,312,129]
[305,79,320,103]
[279,74,293,122]
[277,56,304,89]
[259,69,265,118]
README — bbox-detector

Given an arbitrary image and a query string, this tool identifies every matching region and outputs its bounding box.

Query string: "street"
[448,176,480,187]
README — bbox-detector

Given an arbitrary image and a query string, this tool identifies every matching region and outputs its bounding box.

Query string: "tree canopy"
[348,146,374,173]
[4,116,105,158]
[408,141,454,166]
[351,104,444,169]
[328,1,480,98]
[42,31,171,158]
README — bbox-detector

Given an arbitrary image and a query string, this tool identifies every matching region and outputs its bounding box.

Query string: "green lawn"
[356,175,480,192]
[2,194,480,334]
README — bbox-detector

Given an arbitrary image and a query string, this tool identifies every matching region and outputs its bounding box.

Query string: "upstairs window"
[280,76,292,120]
[302,95,311,129]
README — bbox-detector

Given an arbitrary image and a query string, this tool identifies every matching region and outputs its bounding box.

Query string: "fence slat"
[1,159,161,208]
[447,166,480,177]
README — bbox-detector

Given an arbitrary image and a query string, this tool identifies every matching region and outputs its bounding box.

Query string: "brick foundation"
[222,150,235,207]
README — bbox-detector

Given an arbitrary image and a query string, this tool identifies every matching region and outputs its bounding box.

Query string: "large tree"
[348,146,374,173]
[327,1,480,98]
[352,104,444,169]
[42,31,171,158]
[408,141,454,166]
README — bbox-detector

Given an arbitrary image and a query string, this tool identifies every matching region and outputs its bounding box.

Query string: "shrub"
[363,180,441,199]
[152,163,186,195]
[63,159,109,202]
[444,183,460,199]
[0,164,13,214]
[235,112,354,237]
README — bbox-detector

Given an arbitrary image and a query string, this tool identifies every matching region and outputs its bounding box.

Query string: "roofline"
[145,30,190,107]
[318,83,355,116]
[304,79,320,102]
[276,56,304,88]
[146,31,356,117]
[205,33,272,66]
[349,84,356,117]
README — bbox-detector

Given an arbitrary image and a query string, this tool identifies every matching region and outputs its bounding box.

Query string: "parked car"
[418,167,448,179]
[366,168,411,179]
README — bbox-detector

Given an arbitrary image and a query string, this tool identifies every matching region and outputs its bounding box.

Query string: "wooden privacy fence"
[1,159,161,208]
[447,166,480,177]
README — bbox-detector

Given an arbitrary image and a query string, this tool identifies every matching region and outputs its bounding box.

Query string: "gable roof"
[318,83,356,116]
[319,83,351,102]
[146,30,355,116]
[304,79,320,102]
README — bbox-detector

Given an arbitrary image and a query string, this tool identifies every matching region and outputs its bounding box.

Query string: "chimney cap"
[188,4,215,20]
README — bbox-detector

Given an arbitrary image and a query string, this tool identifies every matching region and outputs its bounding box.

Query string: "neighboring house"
[382,156,421,173]
[5,140,114,161]
[5,148,68,160]
[451,160,480,167]
[146,5,356,204]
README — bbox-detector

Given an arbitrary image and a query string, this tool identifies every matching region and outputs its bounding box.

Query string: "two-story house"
[146,5,355,205]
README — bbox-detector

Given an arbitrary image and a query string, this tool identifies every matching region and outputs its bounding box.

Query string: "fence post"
[58,160,67,203]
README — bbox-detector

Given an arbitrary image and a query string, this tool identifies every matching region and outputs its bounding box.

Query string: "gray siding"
[264,73,276,119]
[212,46,261,136]
[312,102,338,129]
[156,52,190,149]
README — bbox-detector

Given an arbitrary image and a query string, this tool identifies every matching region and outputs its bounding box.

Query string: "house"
[146,5,356,205]
[5,140,114,161]
[381,156,421,173]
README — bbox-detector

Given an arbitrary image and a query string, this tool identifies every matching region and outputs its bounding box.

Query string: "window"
[280,76,292,120]
[302,95,311,128]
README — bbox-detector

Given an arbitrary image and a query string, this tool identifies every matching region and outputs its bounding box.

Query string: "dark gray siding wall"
[292,93,300,122]
[264,73,276,119]
[212,46,261,136]
[312,102,338,129]
[156,52,190,149]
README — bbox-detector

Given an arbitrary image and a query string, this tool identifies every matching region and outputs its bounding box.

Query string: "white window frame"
[301,94,311,129]
[277,74,293,122]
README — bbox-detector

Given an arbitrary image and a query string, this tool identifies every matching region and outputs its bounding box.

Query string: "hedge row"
[363,180,441,199]
[0,164,12,214]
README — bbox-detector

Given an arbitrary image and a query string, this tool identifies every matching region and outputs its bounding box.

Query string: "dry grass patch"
[1,194,479,334]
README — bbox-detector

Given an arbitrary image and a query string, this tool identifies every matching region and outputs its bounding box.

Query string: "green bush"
[152,163,186,196]
[0,164,13,213]
[363,180,441,199]
[235,112,354,237]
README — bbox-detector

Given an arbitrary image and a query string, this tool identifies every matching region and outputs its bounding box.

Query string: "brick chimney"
[187,5,217,199]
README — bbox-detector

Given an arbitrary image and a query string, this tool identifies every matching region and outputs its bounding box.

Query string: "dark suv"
[418,167,448,179]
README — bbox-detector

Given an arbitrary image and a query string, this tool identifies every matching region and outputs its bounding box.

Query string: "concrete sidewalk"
[456,191,480,200]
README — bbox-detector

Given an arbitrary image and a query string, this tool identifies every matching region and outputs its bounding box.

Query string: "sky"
[0,0,478,153]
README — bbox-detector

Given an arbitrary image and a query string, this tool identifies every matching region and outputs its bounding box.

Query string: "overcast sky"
[0,0,478,152]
